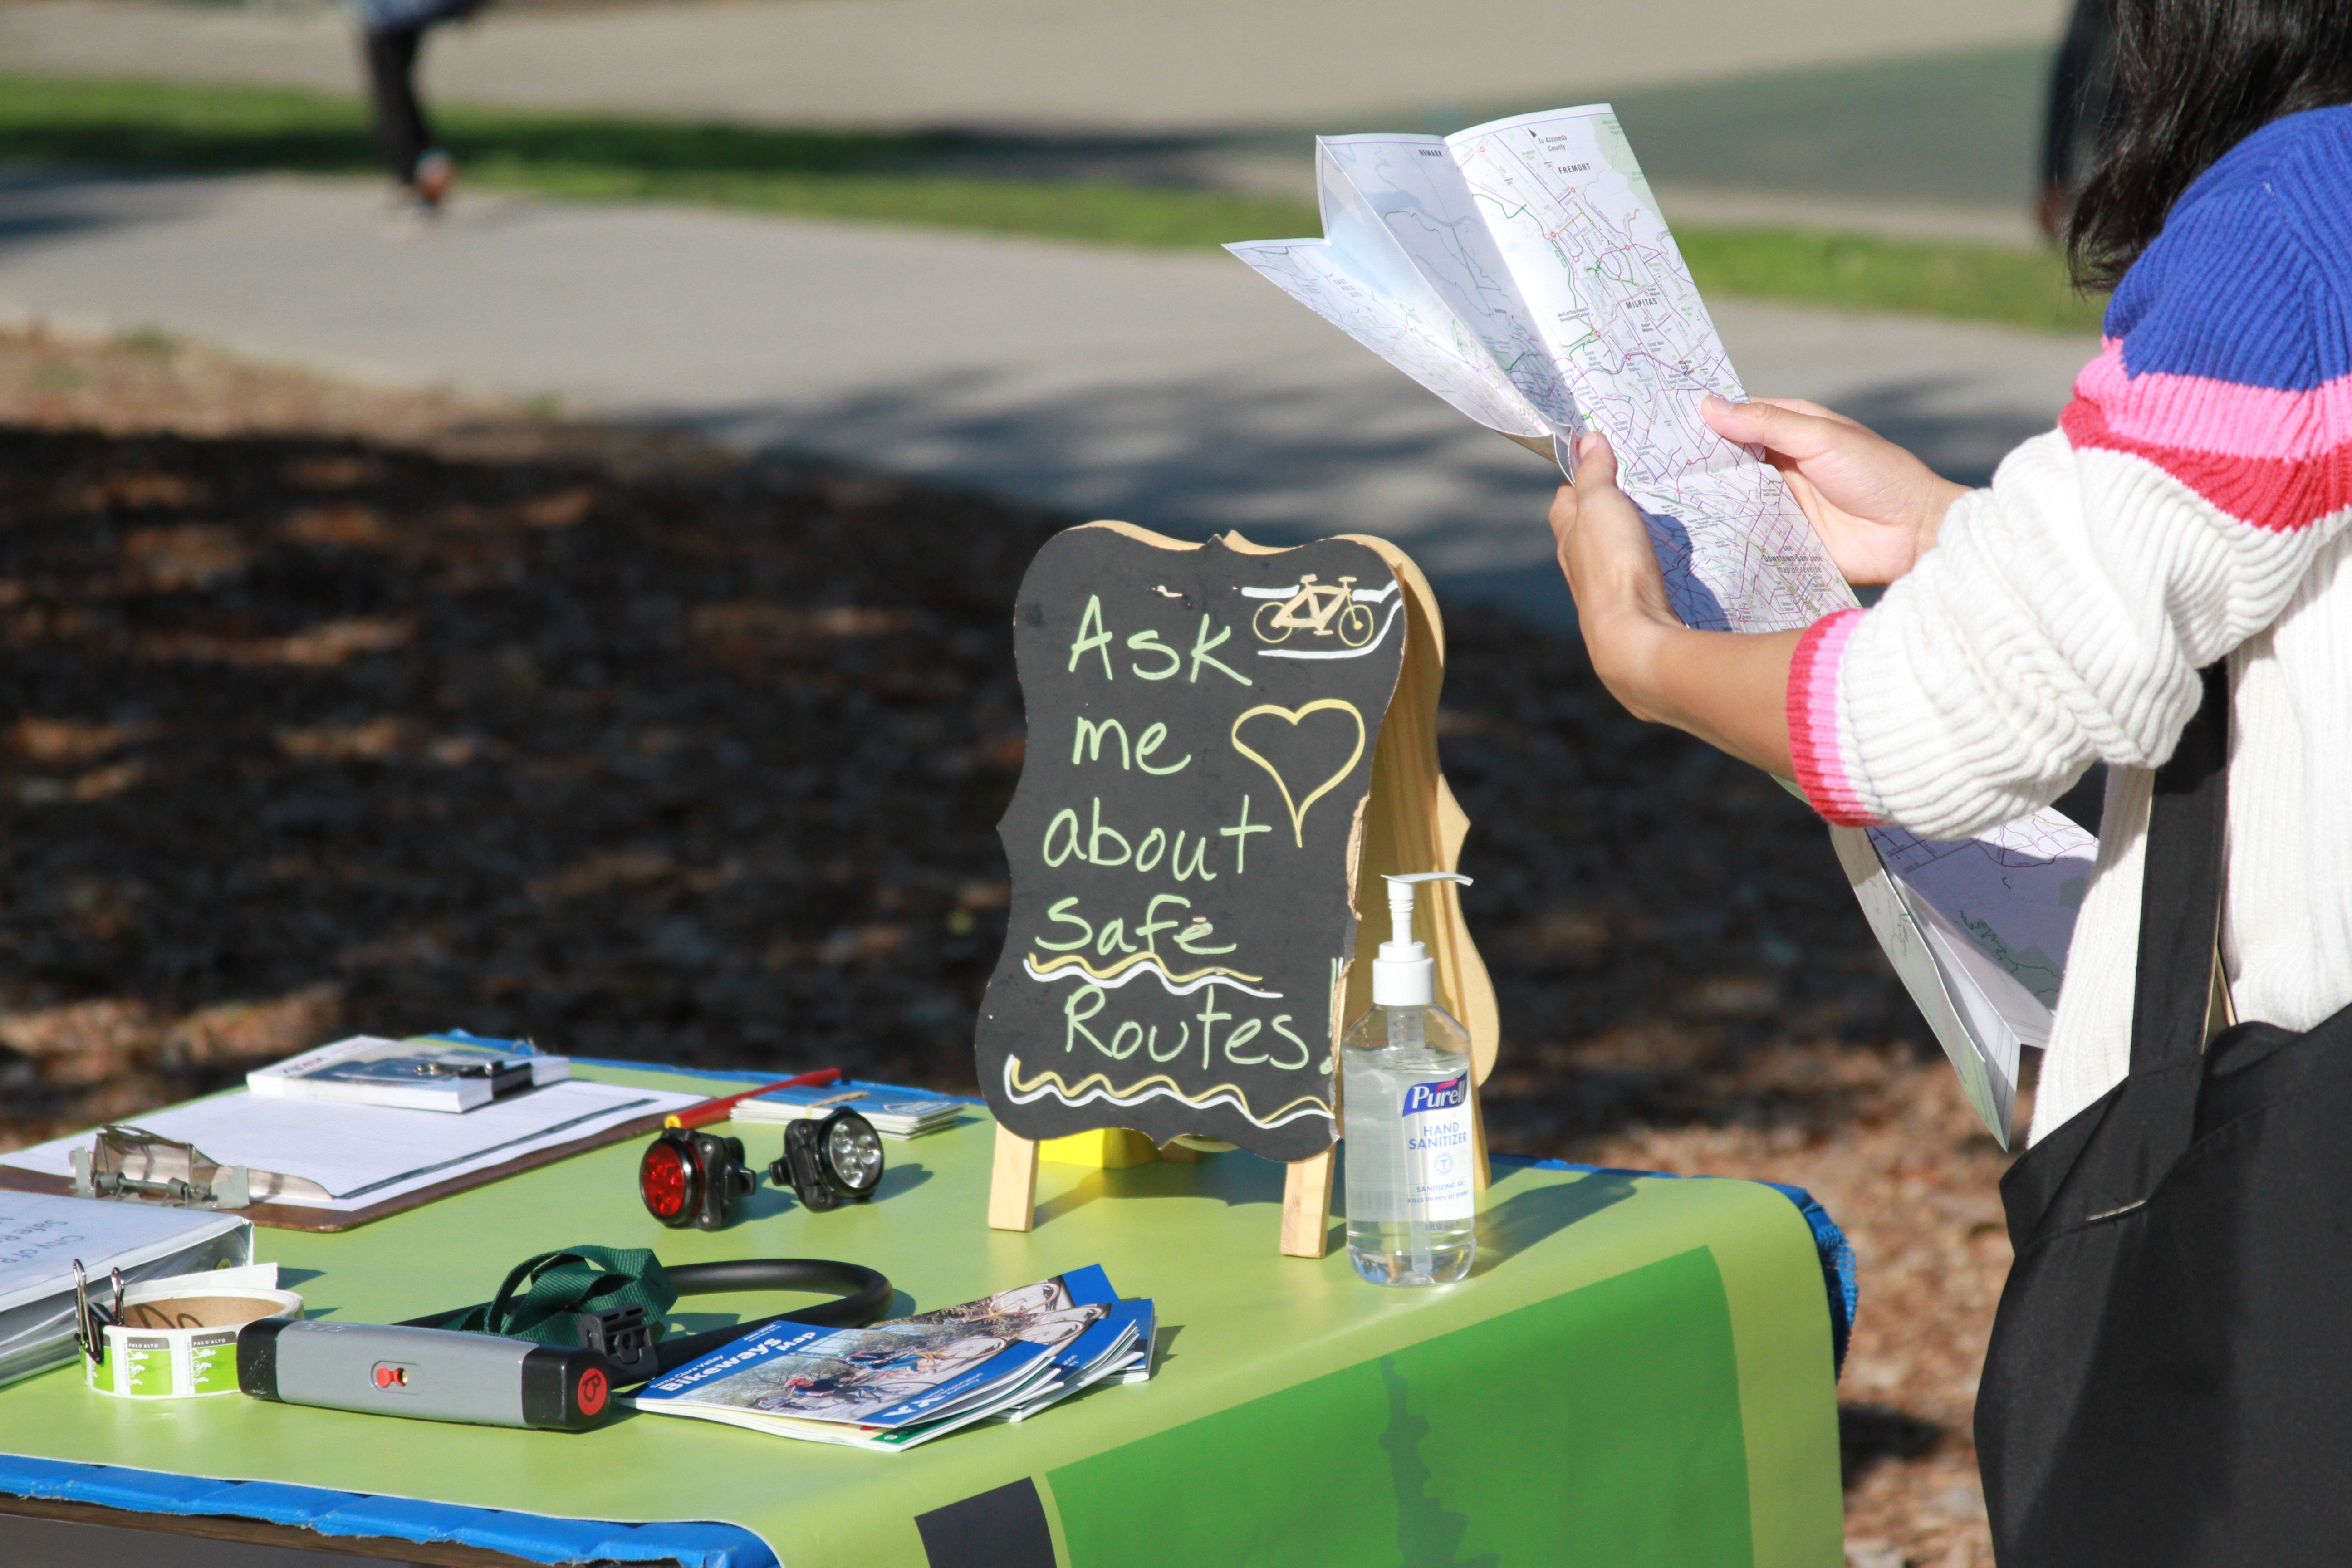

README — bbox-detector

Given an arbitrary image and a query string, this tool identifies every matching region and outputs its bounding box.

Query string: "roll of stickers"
[83,1262,301,1399]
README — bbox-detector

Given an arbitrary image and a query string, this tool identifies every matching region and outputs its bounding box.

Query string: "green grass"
[0,74,1322,250]
[1676,226,2104,335]
[0,74,2106,333]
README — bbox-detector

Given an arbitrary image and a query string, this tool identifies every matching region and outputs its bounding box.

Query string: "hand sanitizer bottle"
[1341,872,1477,1286]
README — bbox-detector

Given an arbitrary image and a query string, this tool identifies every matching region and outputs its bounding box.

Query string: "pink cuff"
[1787,608,1877,826]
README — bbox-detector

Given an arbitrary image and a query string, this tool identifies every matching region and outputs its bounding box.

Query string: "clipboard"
[0,1108,672,1232]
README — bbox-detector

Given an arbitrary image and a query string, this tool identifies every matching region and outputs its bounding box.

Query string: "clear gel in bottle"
[1342,872,1477,1286]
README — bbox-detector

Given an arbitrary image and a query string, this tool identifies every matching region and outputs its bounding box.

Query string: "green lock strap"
[446,1247,678,1346]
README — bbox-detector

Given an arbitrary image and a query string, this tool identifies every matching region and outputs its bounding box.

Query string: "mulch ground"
[0,325,2011,1566]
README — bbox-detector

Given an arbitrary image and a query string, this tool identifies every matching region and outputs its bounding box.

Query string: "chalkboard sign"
[977,524,1423,1168]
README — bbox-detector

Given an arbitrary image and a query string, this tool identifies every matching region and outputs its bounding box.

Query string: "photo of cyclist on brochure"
[733,1323,1023,1420]
[716,1308,1107,1421]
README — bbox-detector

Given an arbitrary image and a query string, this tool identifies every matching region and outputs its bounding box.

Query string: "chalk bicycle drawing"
[1252,575,1378,647]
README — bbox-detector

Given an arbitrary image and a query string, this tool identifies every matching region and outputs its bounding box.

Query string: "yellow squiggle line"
[1026,955,1280,999]
[1004,1056,1332,1129]
[1026,951,1264,984]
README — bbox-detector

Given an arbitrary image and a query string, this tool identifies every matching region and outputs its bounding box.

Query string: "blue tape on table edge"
[0,1454,778,1568]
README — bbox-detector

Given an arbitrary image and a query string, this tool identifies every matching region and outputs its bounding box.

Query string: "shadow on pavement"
[1834,375,2063,489]
[686,367,2068,634]
[0,165,214,257]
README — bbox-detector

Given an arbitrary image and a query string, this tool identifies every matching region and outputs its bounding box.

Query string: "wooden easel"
[987,530,1499,1256]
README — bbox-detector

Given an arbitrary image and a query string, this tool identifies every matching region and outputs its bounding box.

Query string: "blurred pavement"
[3,0,2067,240]
[0,0,2071,133]
[0,167,2095,629]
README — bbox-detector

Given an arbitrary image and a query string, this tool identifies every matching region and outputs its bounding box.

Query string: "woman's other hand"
[1701,394,1968,585]
[1549,432,1678,721]
[1550,431,1799,776]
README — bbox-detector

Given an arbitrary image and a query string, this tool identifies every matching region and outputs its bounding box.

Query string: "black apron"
[1978,662,2352,1563]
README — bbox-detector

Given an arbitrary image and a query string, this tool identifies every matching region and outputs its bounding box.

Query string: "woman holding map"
[1552,0,2352,1560]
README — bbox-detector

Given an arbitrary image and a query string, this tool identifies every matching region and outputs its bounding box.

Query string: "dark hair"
[2068,0,2352,290]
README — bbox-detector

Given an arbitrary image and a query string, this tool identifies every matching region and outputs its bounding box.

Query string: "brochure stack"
[624,1266,1154,1450]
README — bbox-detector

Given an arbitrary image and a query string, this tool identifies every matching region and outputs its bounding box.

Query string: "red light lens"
[640,1141,691,1219]
[576,1367,608,1415]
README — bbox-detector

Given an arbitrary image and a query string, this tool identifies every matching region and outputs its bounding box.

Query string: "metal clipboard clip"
[69,1125,253,1210]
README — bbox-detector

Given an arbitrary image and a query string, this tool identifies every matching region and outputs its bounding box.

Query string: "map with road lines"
[1870,815,2098,1011]
[1230,106,1851,633]
[1228,105,2100,1142]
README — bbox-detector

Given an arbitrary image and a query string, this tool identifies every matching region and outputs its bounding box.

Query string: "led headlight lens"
[769,1108,886,1211]
[823,1113,885,1197]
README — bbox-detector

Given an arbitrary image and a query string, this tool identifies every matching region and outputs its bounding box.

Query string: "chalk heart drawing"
[1229,699,1367,848]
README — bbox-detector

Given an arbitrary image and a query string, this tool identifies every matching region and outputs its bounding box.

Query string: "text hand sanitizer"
[1342,872,1476,1286]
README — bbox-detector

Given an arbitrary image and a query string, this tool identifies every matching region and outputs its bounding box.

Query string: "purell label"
[1403,1072,1474,1221]
[1402,1073,1468,1116]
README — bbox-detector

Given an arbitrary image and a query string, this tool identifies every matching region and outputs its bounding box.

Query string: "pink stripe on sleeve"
[2073,339,2352,464]
[1787,607,1878,826]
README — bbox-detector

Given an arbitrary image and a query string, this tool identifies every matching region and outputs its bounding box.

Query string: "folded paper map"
[1227,105,2097,1144]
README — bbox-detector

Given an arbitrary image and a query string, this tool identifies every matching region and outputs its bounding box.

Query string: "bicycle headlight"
[768,1108,886,1212]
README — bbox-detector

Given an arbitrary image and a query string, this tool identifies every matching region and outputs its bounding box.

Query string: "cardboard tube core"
[121,1295,287,1331]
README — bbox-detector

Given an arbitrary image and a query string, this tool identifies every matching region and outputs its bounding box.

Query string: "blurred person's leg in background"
[357,0,478,215]
[363,23,438,193]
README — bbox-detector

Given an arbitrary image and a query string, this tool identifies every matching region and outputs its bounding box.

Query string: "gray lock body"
[238,1318,610,1431]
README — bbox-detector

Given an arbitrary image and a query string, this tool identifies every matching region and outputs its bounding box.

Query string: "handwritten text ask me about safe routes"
[1029,595,1331,1079]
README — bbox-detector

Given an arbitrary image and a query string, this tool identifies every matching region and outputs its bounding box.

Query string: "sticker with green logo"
[123,1335,175,1397]
[190,1329,240,1394]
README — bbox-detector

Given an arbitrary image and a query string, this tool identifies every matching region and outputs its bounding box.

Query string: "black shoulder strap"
[2132,661,2230,1074]
[1996,662,2231,1236]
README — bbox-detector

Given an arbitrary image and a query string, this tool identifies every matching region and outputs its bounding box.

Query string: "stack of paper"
[624,1266,1154,1450]
[732,1081,965,1139]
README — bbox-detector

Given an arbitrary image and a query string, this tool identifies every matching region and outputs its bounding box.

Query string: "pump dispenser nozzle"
[1372,872,1472,1007]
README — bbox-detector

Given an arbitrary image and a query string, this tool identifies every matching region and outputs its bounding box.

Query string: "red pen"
[663,1068,843,1131]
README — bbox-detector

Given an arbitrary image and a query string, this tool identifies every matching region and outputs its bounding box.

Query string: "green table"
[0,1063,1842,1567]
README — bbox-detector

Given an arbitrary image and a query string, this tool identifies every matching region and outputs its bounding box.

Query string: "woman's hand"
[1548,433,1680,721]
[1700,394,1968,585]
[1550,432,1801,776]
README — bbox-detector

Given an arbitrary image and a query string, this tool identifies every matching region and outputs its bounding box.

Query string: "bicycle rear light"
[638,1128,756,1230]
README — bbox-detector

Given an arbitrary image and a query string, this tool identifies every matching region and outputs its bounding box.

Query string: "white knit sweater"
[1784,109,2352,1142]
[1826,438,2352,1140]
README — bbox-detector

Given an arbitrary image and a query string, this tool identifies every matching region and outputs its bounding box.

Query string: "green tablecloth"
[0,1063,1842,1567]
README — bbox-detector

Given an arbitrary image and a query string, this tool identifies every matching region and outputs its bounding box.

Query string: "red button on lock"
[372,1363,410,1390]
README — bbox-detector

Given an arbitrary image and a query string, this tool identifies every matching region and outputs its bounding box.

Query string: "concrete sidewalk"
[0,0,2070,134]
[0,168,2095,629]
[2,0,2068,240]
